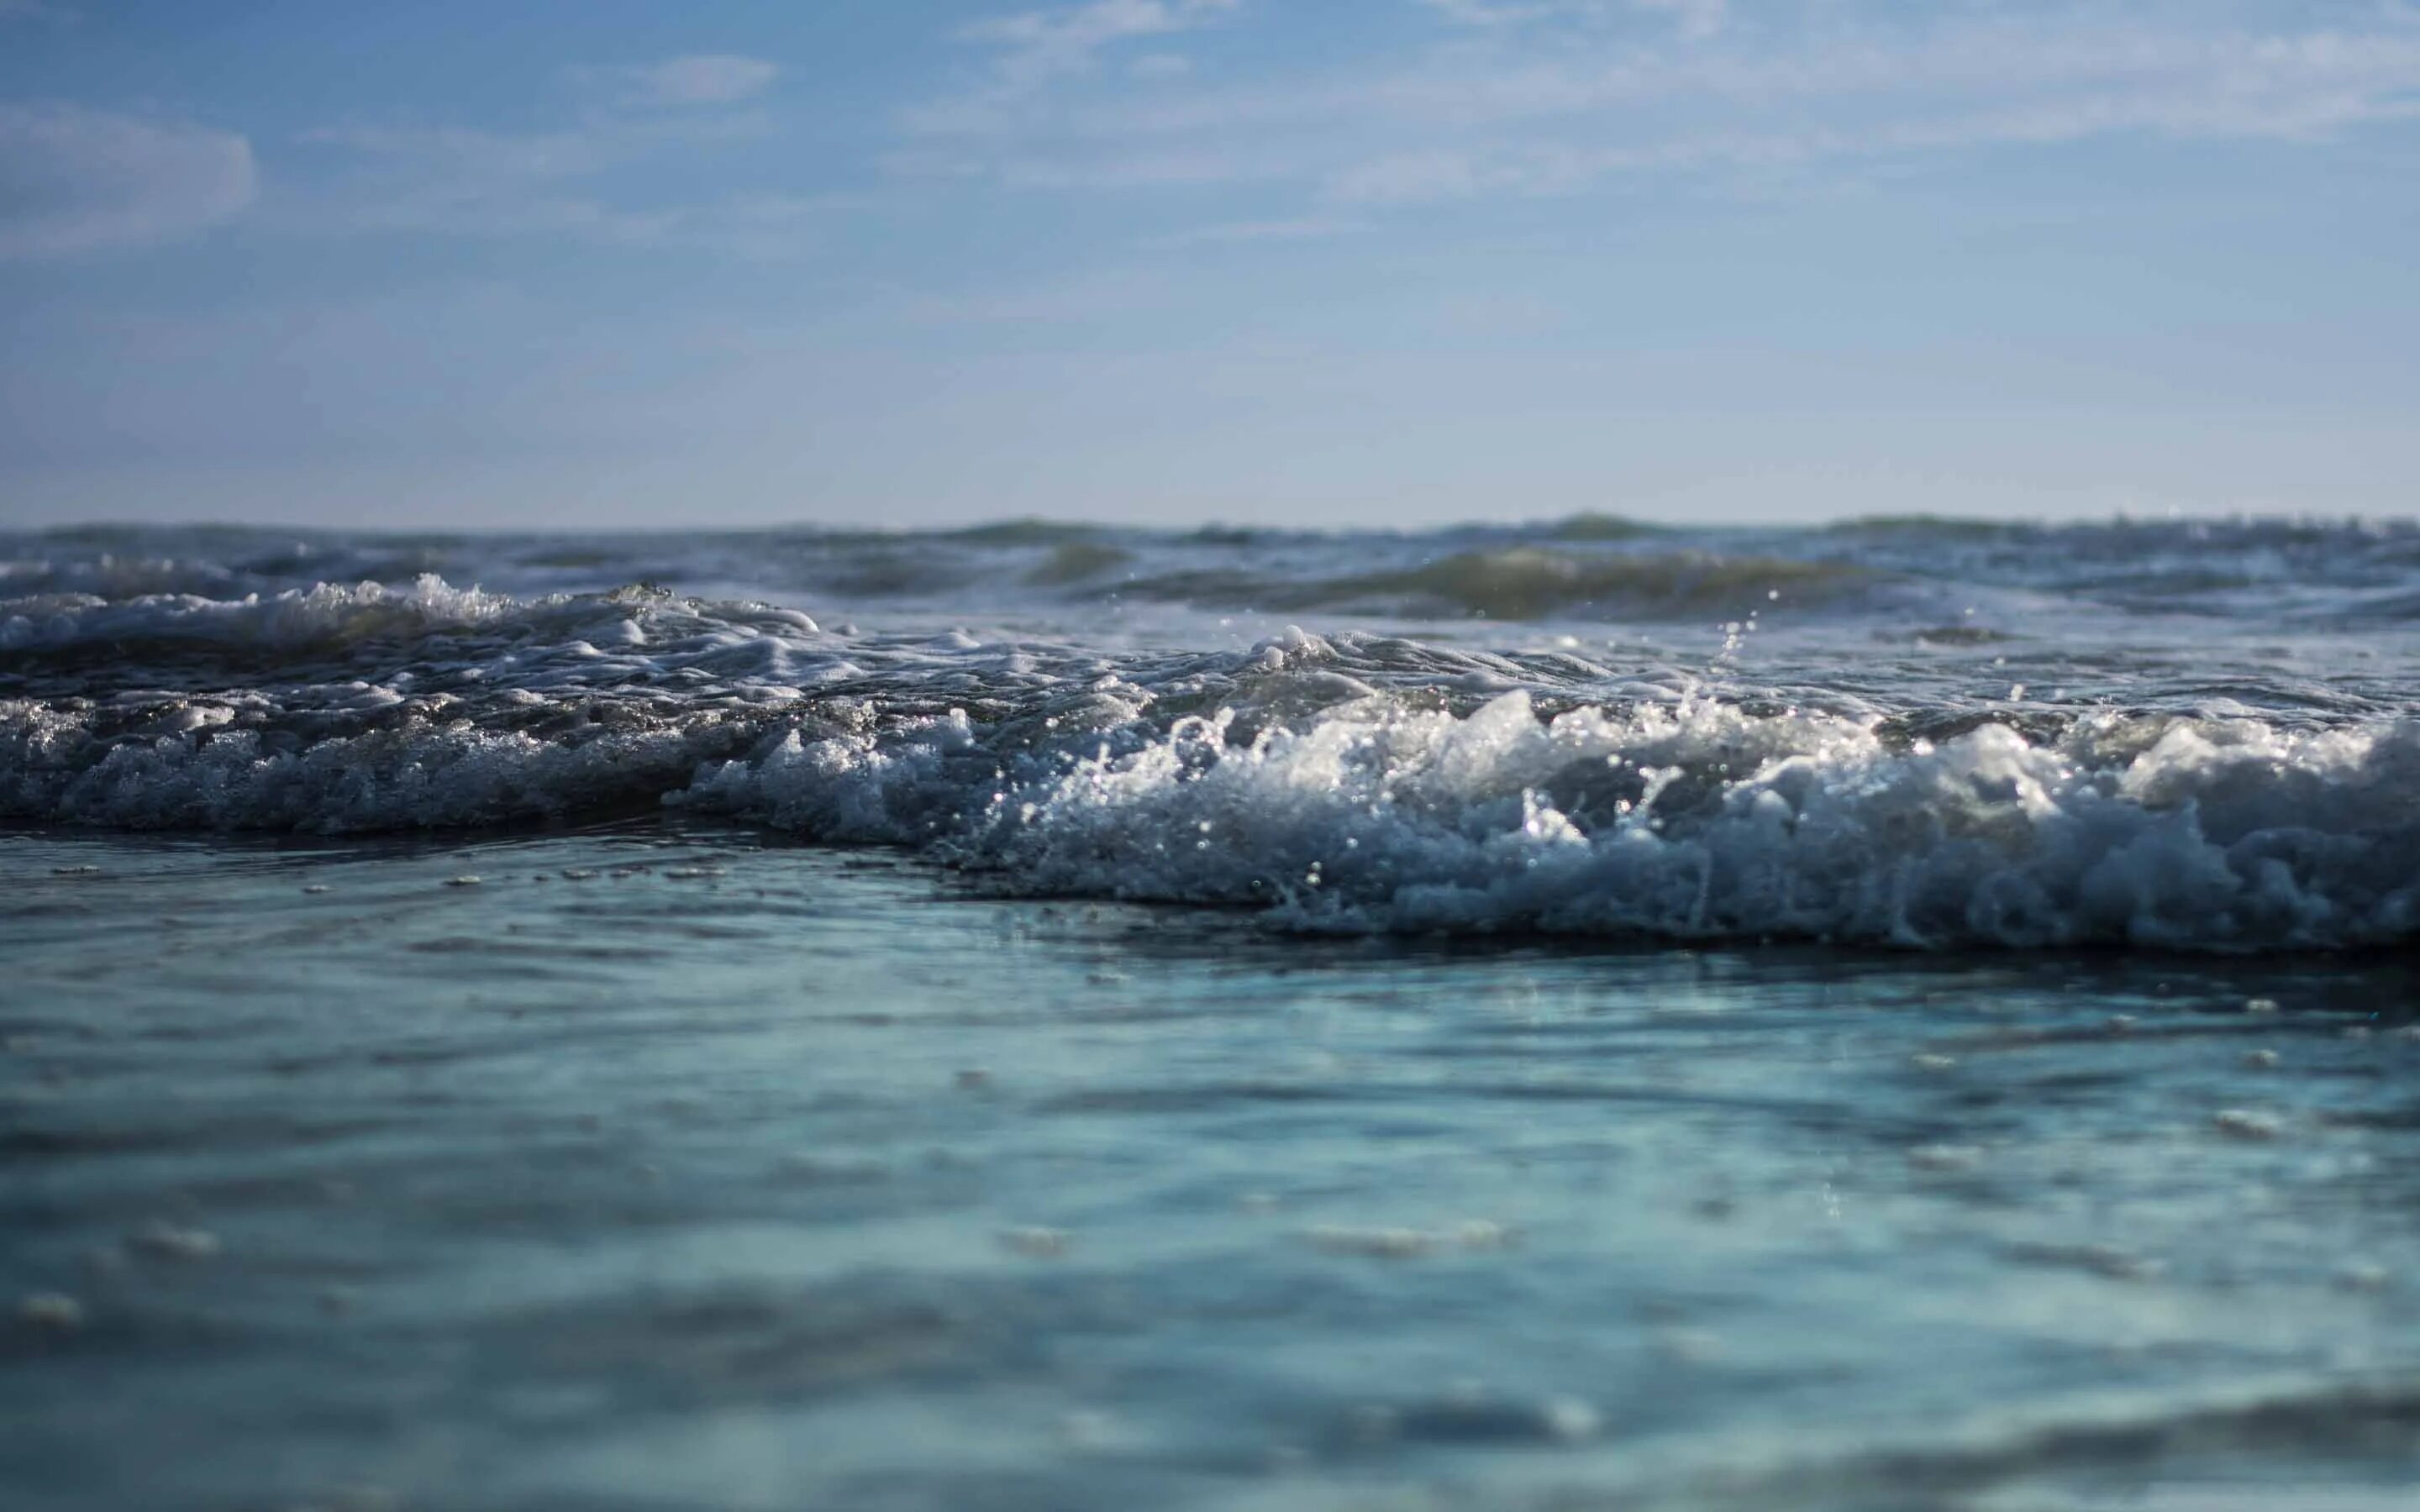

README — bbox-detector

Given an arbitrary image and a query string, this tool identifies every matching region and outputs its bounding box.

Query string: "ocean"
[6,517,2420,1509]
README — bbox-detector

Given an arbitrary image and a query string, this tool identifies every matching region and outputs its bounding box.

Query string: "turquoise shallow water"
[7,822,2420,1510]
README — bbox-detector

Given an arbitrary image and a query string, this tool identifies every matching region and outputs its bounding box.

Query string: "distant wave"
[1258,548,1870,620]
[14,514,2420,633]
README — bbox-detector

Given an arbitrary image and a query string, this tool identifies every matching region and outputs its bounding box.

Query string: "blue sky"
[3,0,2417,530]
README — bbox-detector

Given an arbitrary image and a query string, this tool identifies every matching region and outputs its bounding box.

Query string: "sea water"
[5,517,2420,1509]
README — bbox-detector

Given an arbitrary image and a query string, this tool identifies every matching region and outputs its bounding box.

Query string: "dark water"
[8,517,2420,1507]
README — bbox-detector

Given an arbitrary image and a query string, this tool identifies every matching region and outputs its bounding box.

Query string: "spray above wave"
[8,571,2420,952]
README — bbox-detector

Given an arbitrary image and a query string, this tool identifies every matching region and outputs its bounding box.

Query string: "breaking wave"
[676,680,2420,952]
[8,566,2420,953]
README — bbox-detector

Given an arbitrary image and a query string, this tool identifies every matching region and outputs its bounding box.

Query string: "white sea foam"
[8,538,2420,951]
[676,688,2420,950]
[0,575,516,655]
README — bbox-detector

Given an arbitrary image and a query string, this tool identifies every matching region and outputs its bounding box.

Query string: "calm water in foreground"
[6,824,2419,1511]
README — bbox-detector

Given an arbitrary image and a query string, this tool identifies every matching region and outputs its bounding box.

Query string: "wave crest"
[8,564,2419,953]
[1116,549,1872,621]
[678,690,2420,952]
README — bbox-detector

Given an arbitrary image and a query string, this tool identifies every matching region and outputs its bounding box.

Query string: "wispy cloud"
[908,0,1245,134]
[905,265,1167,323]
[308,123,611,185]
[961,0,1244,88]
[0,103,255,258]
[295,55,838,257]
[1418,0,1725,37]
[1417,0,1539,24]
[576,54,781,108]
[1141,214,1362,249]
[1633,0,1724,40]
[904,7,2420,208]
[1317,22,2420,204]
[297,121,849,257]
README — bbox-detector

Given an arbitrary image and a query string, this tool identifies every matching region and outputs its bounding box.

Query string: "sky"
[3,0,2417,531]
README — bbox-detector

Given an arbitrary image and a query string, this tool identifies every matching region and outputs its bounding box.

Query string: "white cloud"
[308,123,608,181]
[584,54,781,108]
[1317,22,2420,203]
[955,0,1243,92]
[1418,0,1555,25]
[904,0,1245,134]
[908,8,2420,208]
[0,103,255,257]
[1632,0,1723,40]
[1418,0,1724,34]
[297,117,847,258]
[1142,214,1360,248]
[291,53,816,255]
[297,123,608,238]
[997,144,1297,188]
